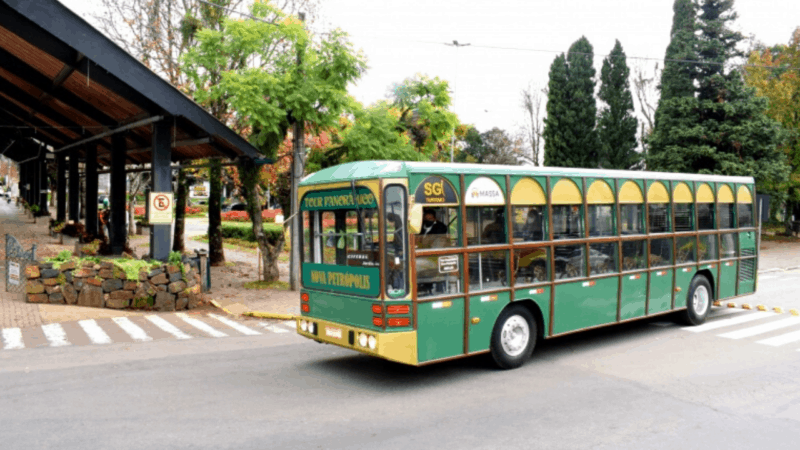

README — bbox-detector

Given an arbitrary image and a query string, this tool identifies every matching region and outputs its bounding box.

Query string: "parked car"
[222,203,246,212]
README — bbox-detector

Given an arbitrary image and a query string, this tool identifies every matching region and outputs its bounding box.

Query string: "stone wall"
[24,260,204,312]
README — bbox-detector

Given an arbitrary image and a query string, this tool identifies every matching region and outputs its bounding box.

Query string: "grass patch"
[243,280,289,290]
[761,233,800,243]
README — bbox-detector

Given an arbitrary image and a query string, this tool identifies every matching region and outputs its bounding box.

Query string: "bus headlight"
[300,320,308,332]
[368,335,377,350]
[358,333,368,347]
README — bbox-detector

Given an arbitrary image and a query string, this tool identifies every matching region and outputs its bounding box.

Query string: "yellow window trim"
[511,178,546,205]
[718,185,734,203]
[587,180,614,204]
[737,185,753,204]
[696,184,714,203]
[647,182,669,204]
[551,179,582,205]
[673,182,693,203]
[618,181,643,204]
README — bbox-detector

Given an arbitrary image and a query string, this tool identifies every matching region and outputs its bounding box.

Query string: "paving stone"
[150,273,168,285]
[62,283,78,304]
[25,281,44,294]
[169,271,183,283]
[48,293,65,304]
[154,291,175,312]
[40,269,60,278]
[86,277,103,287]
[25,265,40,279]
[168,281,186,294]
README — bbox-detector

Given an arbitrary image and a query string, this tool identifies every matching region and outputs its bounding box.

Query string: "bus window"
[416,207,459,249]
[385,185,407,298]
[648,182,670,233]
[649,238,673,267]
[673,183,694,232]
[554,244,586,279]
[514,247,549,285]
[302,211,314,263]
[467,207,506,245]
[676,236,696,263]
[699,234,718,261]
[513,206,545,242]
[416,254,462,297]
[721,233,738,258]
[469,251,508,291]
[589,242,617,275]
[697,183,715,230]
[737,186,753,228]
[553,205,583,240]
[587,180,615,237]
[619,181,644,235]
[718,185,735,229]
[622,240,647,271]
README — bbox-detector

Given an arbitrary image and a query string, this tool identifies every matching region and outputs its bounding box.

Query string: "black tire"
[682,275,713,326]
[490,304,537,370]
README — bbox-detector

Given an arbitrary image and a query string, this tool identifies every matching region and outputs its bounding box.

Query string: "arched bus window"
[510,178,546,243]
[647,182,670,233]
[737,186,753,228]
[587,180,617,276]
[717,184,735,229]
[413,176,460,250]
[696,183,715,230]
[673,182,694,232]
[552,179,585,279]
[511,178,549,286]
[465,177,508,291]
[619,181,647,272]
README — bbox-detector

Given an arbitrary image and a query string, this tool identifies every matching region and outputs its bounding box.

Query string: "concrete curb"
[243,311,296,320]
[758,266,800,274]
[209,299,238,316]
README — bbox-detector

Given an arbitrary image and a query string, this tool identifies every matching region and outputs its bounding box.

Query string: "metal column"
[85,145,98,236]
[150,119,172,261]
[68,149,79,222]
[56,152,66,222]
[109,134,127,254]
[38,148,48,216]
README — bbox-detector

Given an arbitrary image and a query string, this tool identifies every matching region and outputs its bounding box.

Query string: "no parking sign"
[148,192,173,224]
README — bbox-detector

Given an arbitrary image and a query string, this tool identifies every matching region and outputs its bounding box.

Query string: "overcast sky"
[60,0,798,137]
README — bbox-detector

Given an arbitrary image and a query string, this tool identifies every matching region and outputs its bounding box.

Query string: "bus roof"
[299,161,756,186]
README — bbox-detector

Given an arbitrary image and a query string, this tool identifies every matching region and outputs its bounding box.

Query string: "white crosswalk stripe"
[2,327,24,350]
[208,314,261,336]
[41,323,71,347]
[1,314,289,351]
[757,330,800,347]
[718,316,800,340]
[78,319,112,344]
[176,313,227,337]
[146,315,193,340]
[682,311,774,333]
[112,317,152,342]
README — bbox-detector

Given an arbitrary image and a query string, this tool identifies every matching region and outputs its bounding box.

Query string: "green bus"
[295,161,758,369]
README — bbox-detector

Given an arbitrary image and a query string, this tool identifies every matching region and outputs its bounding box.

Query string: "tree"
[520,83,544,166]
[458,127,522,165]
[631,62,661,157]
[182,0,366,281]
[648,0,789,197]
[543,37,599,168]
[597,40,639,169]
[745,29,800,229]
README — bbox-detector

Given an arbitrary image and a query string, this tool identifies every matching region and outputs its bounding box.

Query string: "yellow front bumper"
[295,317,418,366]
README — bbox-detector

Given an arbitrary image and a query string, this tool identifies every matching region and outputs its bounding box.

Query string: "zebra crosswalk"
[681,307,800,351]
[0,313,297,350]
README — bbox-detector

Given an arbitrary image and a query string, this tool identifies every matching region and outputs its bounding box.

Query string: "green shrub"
[220,222,284,243]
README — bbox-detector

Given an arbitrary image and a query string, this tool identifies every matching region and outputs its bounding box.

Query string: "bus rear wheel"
[490,305,537,370]
[682,275,712,326]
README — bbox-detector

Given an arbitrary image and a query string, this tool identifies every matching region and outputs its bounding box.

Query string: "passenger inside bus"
[481,207,506,244]
[417,208,449,249]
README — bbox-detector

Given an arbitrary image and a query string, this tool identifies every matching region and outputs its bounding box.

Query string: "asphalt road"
[3,272,800,449]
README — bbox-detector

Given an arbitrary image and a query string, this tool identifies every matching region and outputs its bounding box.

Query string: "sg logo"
[423,181,444,197]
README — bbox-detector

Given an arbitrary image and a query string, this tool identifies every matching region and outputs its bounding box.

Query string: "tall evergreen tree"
[648,0,788,193]
[659,0,698,102]
[544,37,599,168]
[597,40,639,169]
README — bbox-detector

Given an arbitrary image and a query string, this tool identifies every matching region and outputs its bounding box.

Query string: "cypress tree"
[648,0,788,192]
[597,40,639,169]
[543,36,599,168]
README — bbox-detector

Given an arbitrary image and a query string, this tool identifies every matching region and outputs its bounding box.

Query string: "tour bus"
[295,161,757,369]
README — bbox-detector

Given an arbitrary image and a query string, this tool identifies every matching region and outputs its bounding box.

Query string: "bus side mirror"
[409,204,423,234]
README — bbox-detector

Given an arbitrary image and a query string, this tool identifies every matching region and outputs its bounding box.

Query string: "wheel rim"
[693,285,709,316]
[500,315,530,357]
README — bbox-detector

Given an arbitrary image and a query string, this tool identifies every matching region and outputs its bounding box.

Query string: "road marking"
[78,319,112,344]
[682,311,773,333]
[708,308,747,318]
[756,330,800,347]
[112,317,152,342]
[207,314,261,336]
[718,317,800,339]
[41,323,71,347]
[2,328,24,349]
[146,315,192,340]
[282,320,296,328]
[257,323,289,334]
[176,313,227,338]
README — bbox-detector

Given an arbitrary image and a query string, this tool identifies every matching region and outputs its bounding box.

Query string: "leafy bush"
[220,222,284,243]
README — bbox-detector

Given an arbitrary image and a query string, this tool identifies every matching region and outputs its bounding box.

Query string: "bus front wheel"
[490,305,537,370]
[682,275,712,326]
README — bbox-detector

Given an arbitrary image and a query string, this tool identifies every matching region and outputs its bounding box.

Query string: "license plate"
[325,326,342,339]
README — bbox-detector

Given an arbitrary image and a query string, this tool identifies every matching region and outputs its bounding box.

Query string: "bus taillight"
[373,317,383,326]
[301,293,309,302]
[301,303,310,313]
[371,304,383,314]
[387,305,409,314]
[388,317,410,327]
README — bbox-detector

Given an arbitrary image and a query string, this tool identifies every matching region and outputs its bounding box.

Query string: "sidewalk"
[2,198,798,329]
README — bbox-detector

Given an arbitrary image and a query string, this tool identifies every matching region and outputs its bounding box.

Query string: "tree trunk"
[239,158,283,281]
[173,169,187,252]
[208,160,225,265]
[128,196,137,236]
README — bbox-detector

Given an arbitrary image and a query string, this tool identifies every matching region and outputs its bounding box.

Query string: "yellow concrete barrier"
[244,311,296,320]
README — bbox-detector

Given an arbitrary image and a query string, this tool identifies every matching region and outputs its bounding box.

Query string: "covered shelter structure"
[0,0,262,259]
